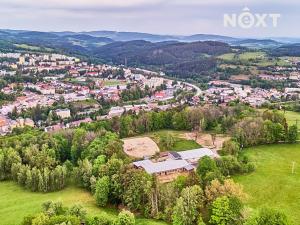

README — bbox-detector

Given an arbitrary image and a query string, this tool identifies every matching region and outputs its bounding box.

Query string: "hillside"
[81,30,178,42]
[0,30,114,53]
[93,40,231,77]
[270,43,300,56]
[232,39,282,48]
[0,30,232,78]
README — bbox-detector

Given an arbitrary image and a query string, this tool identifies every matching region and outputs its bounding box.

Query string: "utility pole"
[292,161,296,174]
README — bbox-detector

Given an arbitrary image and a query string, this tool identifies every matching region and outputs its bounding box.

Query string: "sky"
[0,0,299,37]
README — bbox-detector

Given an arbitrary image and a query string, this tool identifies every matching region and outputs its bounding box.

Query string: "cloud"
[0,0,299,37]
[1,0,166,10]
[2,0,300,10]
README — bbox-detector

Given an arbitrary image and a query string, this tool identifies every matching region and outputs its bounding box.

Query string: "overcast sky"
[0,0,299,37]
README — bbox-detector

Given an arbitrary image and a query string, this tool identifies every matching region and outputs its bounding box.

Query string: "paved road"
[144,71,202,97]
[183,82,202,97]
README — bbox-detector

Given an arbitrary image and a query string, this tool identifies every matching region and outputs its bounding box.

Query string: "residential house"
[108,106,125,118]
[55,109,71,119]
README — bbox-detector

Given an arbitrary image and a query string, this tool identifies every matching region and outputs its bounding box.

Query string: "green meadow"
[0,182,167,225]
[235,144,300,224]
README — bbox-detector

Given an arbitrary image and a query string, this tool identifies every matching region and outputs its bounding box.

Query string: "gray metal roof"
[176,148,217,160]
[133,148,218,175]
[184,164,195,171]
[169,151,181,159]
[133,159,190,174]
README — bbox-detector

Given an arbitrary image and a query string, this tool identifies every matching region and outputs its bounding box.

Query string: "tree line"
[0,131,69,192]
[80,104,298,145]
[22,201,136,225]
[11,163,67,192]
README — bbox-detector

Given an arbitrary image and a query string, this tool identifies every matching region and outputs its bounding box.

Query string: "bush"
[222,140,240,155]
[242,162,256,173]
[21,215,35,225]
[47,215,81,225]
[86,215,114,225]
[245,208,290,225]
[115,210,135,225]
[94,176,110,207]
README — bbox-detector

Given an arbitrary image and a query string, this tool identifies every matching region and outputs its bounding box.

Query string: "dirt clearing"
[123,137,160,158]
[183,132,230,150]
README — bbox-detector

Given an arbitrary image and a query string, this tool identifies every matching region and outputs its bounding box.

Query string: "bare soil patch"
[182,132,230,151]
[230,74,250,81]
[123,137,160,158]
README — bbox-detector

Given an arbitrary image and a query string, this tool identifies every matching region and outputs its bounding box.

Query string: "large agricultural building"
[133,148,218,182]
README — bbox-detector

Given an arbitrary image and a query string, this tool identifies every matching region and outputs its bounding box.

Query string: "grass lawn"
[172,139,201,151]
[284,111,300,139]
[71,99,99,108]
[234,144,300,224]
[103,80,126,87]
[284,111,300,129]
[144,130,201,152]
[0,181,167,225]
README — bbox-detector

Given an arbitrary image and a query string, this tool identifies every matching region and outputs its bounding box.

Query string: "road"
[183,82,202,97]
[137,69,202,97]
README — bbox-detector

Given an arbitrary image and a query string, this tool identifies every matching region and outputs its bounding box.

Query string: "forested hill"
[0,29,234,78]
[94,40,231,63]
[93,40,232,77]
[270,43,300,57]
[0,30,114,53]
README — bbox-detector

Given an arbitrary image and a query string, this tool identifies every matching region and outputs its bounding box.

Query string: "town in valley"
[1,1,300,224]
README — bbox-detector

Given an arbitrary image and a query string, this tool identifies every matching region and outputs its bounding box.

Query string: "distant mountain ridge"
[68,30,241,43]
[233,39,282,48]
[0,29,232,74]
[2,29,300,78]
[3,29,300,48]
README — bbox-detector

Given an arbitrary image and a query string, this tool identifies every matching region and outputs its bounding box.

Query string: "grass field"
[217,53,236,61]
[284,111,300,129]
[257,109,300,138]
[103,80,126,87]
[218,51,291,67]
[285,111,300,139]
[218,51,265,62]
[234,144,300,224]
[0,182,167,225]
[144,130,201,152]
[71,99,99,108]
[258,109,300,129]
[172,139,201,151]
[255,57,291,67]
[238,51,266,61]
[14,44,53,52]
[238,52,289,66]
